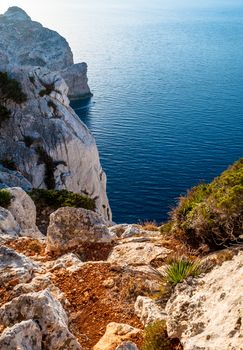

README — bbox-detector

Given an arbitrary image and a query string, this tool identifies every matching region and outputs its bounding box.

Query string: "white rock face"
[7,187,43,239]
[0,319,42,350]
[46,253,84,272]
[0,67,111,220]
[60,63,91,99]
[93,323,141,350]
[166,252,243,350]
[0,289,82,350]
[107,240,170,266]
[134,296,167,326]
[0,207,20,236]
[47,207,113,254]
[0,246,41,284]
[0,6,91,98]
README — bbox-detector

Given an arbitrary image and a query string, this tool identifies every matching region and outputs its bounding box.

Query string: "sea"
[65,0,243,223]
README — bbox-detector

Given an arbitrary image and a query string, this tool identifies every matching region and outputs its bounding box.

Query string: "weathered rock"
[7,187,43,239]
[0,246,41,284]
[0,66,111,220]
[109,224,140,239]
[107,241,170,266]
[0,165,32,191]
[134,296,166,326]
[93,323,141,350]
[0,289,82,350]
[45,253,83,272]
[0,6,91,98]
[0,207,20,236]
[60,63,91,99]
[115,341,139,350]
[0,319,42,350]
[47,207,113,254]
[166,252,243,350]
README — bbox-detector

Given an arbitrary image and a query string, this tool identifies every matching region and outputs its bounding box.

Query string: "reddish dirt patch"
[52,263,144,350]
[5,238,47,259]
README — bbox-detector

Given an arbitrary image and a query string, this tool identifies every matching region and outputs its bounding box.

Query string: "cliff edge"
[0,6,91,99]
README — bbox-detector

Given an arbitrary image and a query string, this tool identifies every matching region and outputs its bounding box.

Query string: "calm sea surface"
[68,2,243,223]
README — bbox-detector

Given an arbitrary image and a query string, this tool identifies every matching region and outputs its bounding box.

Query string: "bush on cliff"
[29,189,96,211]
[168,158,243,250]
[0,72,27,104]
[0,71,27,125]
[142,320,181,350]
[0,189,12,208]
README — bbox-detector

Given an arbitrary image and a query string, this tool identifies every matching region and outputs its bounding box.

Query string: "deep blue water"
[70,2,243,224]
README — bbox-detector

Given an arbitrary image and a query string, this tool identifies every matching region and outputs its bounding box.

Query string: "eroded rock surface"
[0,289,82,350]
[134,296,166,326]
[0,66,111,220]
[166,252,243,350]
[0,319,42,350]
[7,187,43,239]
[47,207,113,254]
[0,246,41,284]
[107,238,170,266]
[0,208,20,237]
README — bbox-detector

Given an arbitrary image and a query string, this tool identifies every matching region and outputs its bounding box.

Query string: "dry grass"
[140,221,159,232]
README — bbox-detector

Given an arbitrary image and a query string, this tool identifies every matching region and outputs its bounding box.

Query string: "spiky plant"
[163,257,201,285]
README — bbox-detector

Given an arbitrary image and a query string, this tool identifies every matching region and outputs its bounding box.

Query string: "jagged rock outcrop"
[0,319,42,350]
[165,252,243,350]
[0,165,32,191]
[0,208,20,237]
[0,246,41,284]
[107,237,170,266]
[0,67,111,220]
[0,187,43,238]
[0,6,91,98]
[134,296,167,326]
[46,207,113,254]
[0,289,82,350]
[7,187,43,238]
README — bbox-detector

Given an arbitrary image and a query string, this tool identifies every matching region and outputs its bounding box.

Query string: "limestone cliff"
[0,67,111,220]
[0,6,91,99]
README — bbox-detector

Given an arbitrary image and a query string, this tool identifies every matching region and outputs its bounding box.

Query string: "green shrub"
[29,189,96,211]
[142,320,176,350]
[35,146,56,189]
[169,159,243,250]
[0,189,12,208]
[0,72,27,103]
[162,257,201,286]
[23,136,34,147]
[0,104,11,125]
[0,159,17,171]
[39,83,55,97]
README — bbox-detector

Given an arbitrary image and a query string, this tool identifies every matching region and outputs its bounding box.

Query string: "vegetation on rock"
[0,189,12,208]
[39,83,55,97]
[142,320,181,350]
[29,189,96,211]
[168,159,243,250]
[162,257,201,286]
[0,71,27,125]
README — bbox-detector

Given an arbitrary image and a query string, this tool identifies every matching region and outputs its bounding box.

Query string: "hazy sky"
[1,0,242,54]
[1,0,242,20]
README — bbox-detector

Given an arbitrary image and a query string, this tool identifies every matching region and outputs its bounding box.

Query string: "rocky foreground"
[0,187,242,350]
